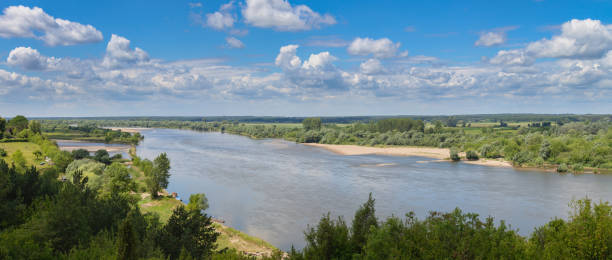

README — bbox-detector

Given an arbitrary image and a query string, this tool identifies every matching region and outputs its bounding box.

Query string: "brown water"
[135,128,612,250]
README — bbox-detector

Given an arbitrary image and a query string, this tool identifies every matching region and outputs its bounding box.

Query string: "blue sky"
[0,0,611,116]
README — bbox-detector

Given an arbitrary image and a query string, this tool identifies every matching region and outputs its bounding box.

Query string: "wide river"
[136,128,612,250]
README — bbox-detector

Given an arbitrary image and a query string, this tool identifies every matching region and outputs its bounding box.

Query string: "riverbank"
[128,155,278,257]
[304,143,514,168]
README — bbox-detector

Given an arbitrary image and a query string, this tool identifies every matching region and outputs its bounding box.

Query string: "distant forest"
[32,114,612,124]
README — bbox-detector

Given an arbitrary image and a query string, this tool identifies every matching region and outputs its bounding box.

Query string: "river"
[134,128,612,250]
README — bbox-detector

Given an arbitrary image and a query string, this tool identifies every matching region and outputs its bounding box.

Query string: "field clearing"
[0,142,46,168]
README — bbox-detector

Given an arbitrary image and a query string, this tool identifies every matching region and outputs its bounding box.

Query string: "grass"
[214,223,277,254]
[0,142,46,168]
[138,195,184,223]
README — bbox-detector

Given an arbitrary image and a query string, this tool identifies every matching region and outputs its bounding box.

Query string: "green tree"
[147,153,171,198]
[117,215,137,260]
[302,117,322,131]
[450,148,460,161]
[53,151,74,173]
[0,116,6,139]
[187,193,209,213]
[33,150,42,160]
[28,120,42,134]
[302,213,352,259]
[159,205,219,259]
[7,115,28,135]
[72,149,90,160]
[351,193,378,253]
[103,163,135,194]
[12,150,26,169]
[93,149,111,164]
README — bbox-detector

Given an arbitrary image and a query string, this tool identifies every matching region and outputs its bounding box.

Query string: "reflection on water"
[135,128,612,250]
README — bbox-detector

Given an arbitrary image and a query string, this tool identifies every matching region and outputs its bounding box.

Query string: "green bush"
[466,150,479,161]
[0,148,6,157]
[450,148,460,161]
[557,163,569,173]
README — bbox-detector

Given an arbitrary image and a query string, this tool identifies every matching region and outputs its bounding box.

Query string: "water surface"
[136,128,612,250]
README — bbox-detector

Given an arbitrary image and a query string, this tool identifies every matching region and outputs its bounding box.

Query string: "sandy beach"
[303,143,514,168]
[105,127,149,133]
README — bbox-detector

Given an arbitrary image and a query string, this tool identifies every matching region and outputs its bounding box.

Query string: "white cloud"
[525,19,612,59]
[347,37,402,58]
[226,36,245,48]
[275,44,302,70]
[360,59,383,74]
[0,5,102,46]
[102,34,150,68]
[206,9,234,30]
[490,50,535,66]
[475,31,505,47]
[6,47,59,70]
[242,0,335,31]
[302,52,336,70]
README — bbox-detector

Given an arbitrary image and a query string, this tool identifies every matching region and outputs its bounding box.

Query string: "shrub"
[466,150,479,161]
[450,148,460,161]
[557,163,569,173]
[0,148,6,157]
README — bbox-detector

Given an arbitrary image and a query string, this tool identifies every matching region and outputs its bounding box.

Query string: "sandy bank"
[303,143,514,168]
[304,143,450,159]
[105,127,149,133]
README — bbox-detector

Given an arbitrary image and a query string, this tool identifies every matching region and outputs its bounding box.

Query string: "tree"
[93,149,111,164]
[7,115,28,135]
[445,116,458,127]
[33,150,42,160]
[302,118,322,131]
[466,150,479,161]
[0,116,6,139]
[117,216,137,260]
[302,213,352,259]
[103,163,135,194]
[351,193,378,253]
[158,206,219,259]
[147,153,171,198]
[53,151,74,173]
[187,193,209,213]
[12,150,26,169]
[72,149,90,160]
[28,120,42,134]
[450,148,460,161]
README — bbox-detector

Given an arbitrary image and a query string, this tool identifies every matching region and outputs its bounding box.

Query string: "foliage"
[94,149,111,164]
[158,205,220,259]
[302,117,322,131]
[103,162,136,194]
[187,193,210,213]
[450,148,460,161]
[466,150,479,161]
[72,148,90,160]
[147,153,171,198]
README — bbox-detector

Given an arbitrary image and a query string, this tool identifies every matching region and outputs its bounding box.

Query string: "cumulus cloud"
[226,36,245,48]
[242,0,336,31]
[206,12,234,30]
[489,50,535,66]
[475,31,505,47]
[525,19,612,59]
[0,5,102,46]
[491,19,612,66]
[274,44,345,91]
[6,47,59,70]
[102,34,150,68]
[360,59,383,74]
[347,37,403,58]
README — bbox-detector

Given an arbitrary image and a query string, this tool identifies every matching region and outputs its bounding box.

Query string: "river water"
[135,128,612,250]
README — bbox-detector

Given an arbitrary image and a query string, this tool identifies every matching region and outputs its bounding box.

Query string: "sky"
[0,0,611,117]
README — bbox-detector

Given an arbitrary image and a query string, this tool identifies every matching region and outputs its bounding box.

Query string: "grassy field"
[0,142,46,168]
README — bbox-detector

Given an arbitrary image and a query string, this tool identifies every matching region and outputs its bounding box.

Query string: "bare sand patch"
[304,143,515,168]
[304,143,450,159]
[105,127,149,133]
